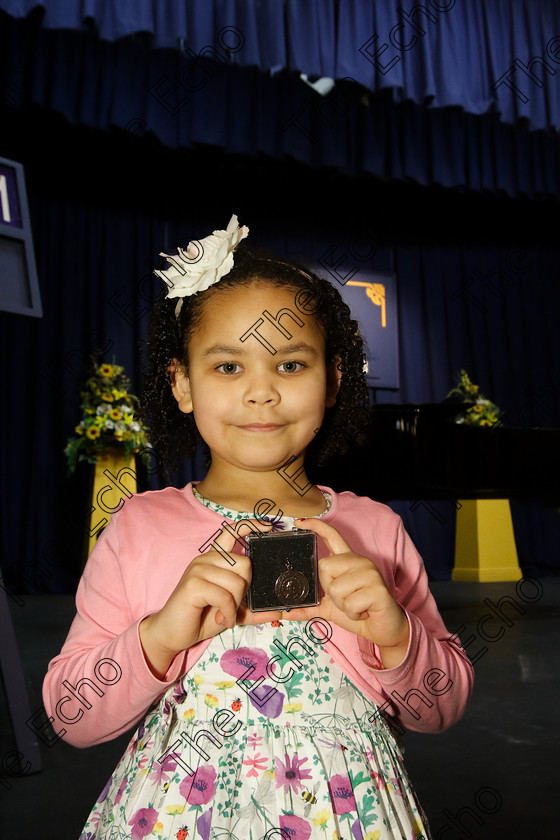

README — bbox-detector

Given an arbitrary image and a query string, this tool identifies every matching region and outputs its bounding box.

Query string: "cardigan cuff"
[128,614,188,690]
[357,611,414,675]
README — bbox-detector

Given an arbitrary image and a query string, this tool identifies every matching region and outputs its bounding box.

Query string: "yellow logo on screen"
[347,281,386,327]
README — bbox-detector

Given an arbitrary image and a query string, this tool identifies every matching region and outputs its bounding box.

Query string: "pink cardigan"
[42,483,474,747]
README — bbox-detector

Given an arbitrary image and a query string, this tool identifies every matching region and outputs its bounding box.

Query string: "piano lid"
[311,403,560,502]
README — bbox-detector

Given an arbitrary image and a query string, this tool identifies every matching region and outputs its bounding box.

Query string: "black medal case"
[246,529,319,612]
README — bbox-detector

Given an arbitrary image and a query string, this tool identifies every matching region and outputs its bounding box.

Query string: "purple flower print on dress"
[173,682,188,704]
[279,814,312,840]
[114,776,127,806]
[128,722,146,758]
[220,647,269,681]
[274,753,313,793]
[351,817,364,840]
[148,753,176,785]
[128,807,158,839]
[197,806,213,840]
[329,773,356,815]
[221,647,284,717]
[97,775,113,804]
[248,683,285,718]
[180,765,217,805]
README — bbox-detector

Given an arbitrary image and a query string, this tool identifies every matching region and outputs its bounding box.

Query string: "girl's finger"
[190,563,251,599]
[271,600,332,625]
[293,517,352,556]
[189,577,242,615]
[201,518,272,564]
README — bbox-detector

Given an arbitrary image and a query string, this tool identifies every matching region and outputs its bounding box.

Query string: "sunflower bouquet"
[445,369,502,427]
[64,360,150,474]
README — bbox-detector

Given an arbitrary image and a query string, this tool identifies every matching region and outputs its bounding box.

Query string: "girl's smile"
[236,423,285,432]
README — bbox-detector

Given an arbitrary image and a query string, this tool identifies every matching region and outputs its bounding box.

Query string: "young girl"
[44,215,474,840]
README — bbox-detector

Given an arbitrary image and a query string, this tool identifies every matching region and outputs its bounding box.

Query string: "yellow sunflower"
[101,392,114,402]
[110,409,122,421]
[99,364,113,377]
[86,427,100,439]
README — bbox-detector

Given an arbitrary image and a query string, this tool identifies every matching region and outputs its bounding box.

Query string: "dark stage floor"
[1,579,559,840]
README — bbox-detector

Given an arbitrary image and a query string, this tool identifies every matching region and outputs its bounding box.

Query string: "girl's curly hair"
[137,246,370,475]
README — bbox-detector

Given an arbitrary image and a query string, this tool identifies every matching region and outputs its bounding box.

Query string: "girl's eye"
[216,362,242,374]
[278,361,305,373]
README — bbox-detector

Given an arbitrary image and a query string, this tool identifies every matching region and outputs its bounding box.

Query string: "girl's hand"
[282,519,410,669]
[139,521,282,678]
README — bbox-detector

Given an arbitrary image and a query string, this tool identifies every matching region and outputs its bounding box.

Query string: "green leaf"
[349,771,370,788]
[360,793,378,822]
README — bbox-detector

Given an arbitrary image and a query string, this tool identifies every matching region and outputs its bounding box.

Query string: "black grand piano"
[311,403,560,504]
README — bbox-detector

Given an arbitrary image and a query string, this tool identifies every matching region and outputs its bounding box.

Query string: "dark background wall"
[1,5,560,597]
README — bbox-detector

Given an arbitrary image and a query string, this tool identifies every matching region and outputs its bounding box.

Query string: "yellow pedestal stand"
[85,449,137,561]
[453,498,522,582]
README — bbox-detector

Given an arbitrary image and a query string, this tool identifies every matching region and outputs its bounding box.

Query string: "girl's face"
[172,281,340,475]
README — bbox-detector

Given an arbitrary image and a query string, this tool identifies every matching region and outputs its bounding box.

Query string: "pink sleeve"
[355,519,474,733]
[41,519,188,748]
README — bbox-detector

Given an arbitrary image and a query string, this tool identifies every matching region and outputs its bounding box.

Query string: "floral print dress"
[80,620,430,840]
[79,492,431,840]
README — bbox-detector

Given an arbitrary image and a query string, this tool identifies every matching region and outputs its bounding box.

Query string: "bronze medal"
[274,569,310,605]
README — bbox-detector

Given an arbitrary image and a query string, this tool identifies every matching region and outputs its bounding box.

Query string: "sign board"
[312,258,399,390]
[0,157,42,317]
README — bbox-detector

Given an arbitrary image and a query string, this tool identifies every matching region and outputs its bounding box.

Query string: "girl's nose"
[244,372,280,405]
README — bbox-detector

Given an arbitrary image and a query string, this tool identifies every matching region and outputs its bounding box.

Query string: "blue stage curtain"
[1,168,559,593]
[1,0,560,131]
[2,9,560,198]
[1,3,559,593]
